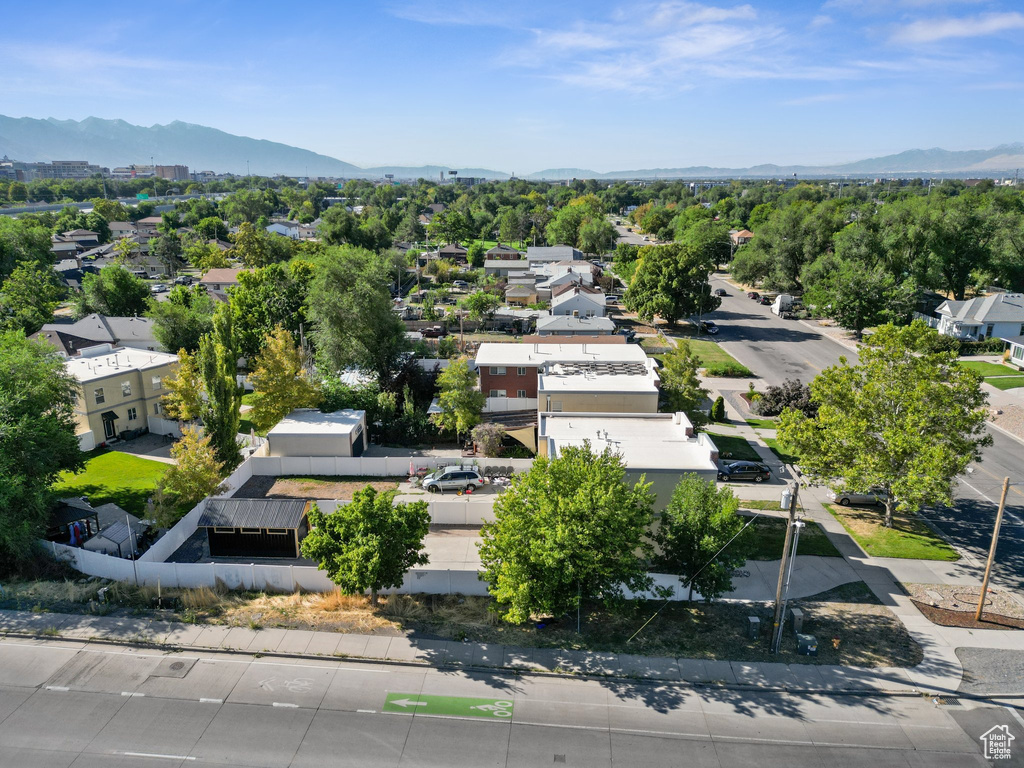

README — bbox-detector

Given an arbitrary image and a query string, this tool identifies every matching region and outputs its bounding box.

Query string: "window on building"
[517,367,526,376]
[151,376,162,389]
[551,401,563,412]
[1014,345,1023,361]
[154,403,161,415]
[127,407,137,421]
[489,389,507,398]
[490,366,506,375]
[94,387,105,404]
[240,527,261,534]
[213,527,235,534]
[517,390,527,398]
[121,381,132,397]
[266,528,288,536]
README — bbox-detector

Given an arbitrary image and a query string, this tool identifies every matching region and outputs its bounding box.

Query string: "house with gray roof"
[935,293,1024,341]
[526,245,583,263]
[198,498,311,558]
[32,314,163,356]
[536,315,615,336]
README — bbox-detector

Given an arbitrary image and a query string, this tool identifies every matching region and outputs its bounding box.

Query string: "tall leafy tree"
[431,357,484,439]
[0,216,51,282]
[147,285,215,354]
[624,243,720,325]
[198,304,244,470]
[248,326,319,433]
[0,263,66,334]
[230,221,291,268]
[803,257,918,338]
[74,265,151,318]
[161,348,204,422]
[301,488,431,605]
[306,245,410,390]
[0,332,84,567]
[778,321,991,527]
[229,260,313,360]
[659,341,709,426]
[927,196,996,301]
[654,474,745,602]
[479,443,654,624]
[150,231,185,276]
[153,425,225,527]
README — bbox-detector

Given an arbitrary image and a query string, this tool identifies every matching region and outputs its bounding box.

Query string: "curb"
[985,418,1024,449]
[0,626,941,698]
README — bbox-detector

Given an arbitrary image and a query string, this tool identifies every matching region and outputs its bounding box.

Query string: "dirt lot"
[234,475,405,500]
[904,582,1024,630]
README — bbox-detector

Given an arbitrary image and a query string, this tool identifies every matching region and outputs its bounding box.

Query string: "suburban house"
[526,245,583,264]
[486,244,522,260]
[438,243,468,262]
[505,284,538,307]
[32,314,163,356]
[65,344,180,450]
[136,216,163,237]
[537,358,660,415]
[200,267,245,299]
[266,409,368,457]
[484,258,530,277]
[266,220,303,239]
[1001,336,1024,370]
[535,315,616,336]
[109,221,138,239]
[537,411,719,508]
[61,229,101,246]
[475,342,649,400]
[551,284,607,317]
[198,498,311,559]
[935,293,1024,340]
[730,229,754,246]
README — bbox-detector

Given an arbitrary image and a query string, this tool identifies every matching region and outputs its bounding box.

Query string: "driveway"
[109,432,176,464]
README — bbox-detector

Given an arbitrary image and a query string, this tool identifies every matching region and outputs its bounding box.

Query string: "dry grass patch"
[264,476,403,500]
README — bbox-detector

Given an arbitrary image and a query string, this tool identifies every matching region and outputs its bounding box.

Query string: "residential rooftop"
[536,315,615,333]
[267,408,365,437]
[64,345,179,383]
[538,412,718,472]
[475,341,648,367]
[537,359,659,394]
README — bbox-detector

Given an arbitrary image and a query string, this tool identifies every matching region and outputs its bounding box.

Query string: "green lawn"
[958,361,1018,377]
[705,433,762,462]
[54,449,169,516]
[826,504,959,561]
[738,516,843,560]
[985,376,1024,391]
[652,334,754,377]
[738,499,785,511]
[746,417,777,430]
[763,437,799,467]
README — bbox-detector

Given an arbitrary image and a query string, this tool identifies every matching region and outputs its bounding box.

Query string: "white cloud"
[783,93,848,105]
[387,2,516,27]
[892,11,1024,42]
[809,14,834,28]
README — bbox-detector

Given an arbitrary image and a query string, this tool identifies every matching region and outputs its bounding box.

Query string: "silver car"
[827,488,883,506]
[422,467,483,494]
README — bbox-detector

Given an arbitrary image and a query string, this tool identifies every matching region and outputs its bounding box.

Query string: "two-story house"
[66,344,180,450]
[550,284,607,317]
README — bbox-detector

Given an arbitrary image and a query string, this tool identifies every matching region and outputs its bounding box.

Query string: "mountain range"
[1,115,1022,180]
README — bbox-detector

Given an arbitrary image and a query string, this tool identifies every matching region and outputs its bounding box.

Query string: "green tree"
[431,357,484,439]
[778,321,991,527]
[306,246,410,390]
[74,265,151,318]
[230,221,291,268]
[0,331,84,567]
[803,257,917,338]
[229,260,313,360]
[147,285,214,354]
[301,488,431,605]
[153,425,225,527]
[222,189,275,225]
[478,443,654,624]
[427,209,471,245]
[467,241,486,268]
[459,291,501,324]
[198,305,244,470]
[150,232,184,276]
[194,216,229,241]
[248,326,319,433]
[654,474,745,602]
[578,218,617,255]
[624,243,720,325]
[659,341,709,426]
[161,348,204,422]
[0,263,66,333]
[0,216,51,282]
[927,196,996,301]
[185,242,230,272]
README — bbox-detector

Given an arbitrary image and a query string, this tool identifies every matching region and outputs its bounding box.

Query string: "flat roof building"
[266,409,368,457]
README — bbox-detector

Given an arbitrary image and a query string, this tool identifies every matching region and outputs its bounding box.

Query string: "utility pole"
[771,480,800,652]
[975,477,1010,622]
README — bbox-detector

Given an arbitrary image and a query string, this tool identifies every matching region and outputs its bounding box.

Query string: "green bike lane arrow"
[383,692,514,719]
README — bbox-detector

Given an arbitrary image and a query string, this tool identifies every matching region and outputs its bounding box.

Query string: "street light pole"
[975,477,1010,622]
[771,480,799,652]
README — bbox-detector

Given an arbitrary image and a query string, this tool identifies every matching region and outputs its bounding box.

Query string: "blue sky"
[2,0,1023,172]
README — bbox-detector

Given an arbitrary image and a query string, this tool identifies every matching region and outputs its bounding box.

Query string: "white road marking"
[121,691,145,697]
[272,701,299,708]
[1006,706,1024,729]
[357,709,376,713]
[199,697,223,703]
[44,685,69,691]
[123,752,196,761]
[958,478,1024,525]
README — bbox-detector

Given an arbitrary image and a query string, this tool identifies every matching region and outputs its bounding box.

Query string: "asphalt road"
[700,277,1024,586]
[0,638,1012,767]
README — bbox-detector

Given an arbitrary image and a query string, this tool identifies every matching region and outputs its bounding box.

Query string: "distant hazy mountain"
[1,116,1020,180]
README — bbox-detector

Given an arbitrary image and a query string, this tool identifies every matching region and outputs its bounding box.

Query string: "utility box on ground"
[791,608,804,635]
[797,633,818,656]
[747,616,760,640]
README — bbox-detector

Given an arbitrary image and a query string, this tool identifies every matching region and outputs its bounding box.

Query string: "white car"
[827,488,884,506]
[150,283,169,294]
[421,467,484,494]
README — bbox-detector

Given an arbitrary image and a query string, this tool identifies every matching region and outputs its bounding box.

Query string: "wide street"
[699,276,1024,586]
[0,637,1016,767]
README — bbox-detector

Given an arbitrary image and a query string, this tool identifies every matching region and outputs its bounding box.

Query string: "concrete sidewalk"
[0,608,934,695]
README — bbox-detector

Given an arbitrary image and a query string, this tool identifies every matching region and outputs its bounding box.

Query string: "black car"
[718,461,771,483]
[714,288,727,297]
[700,320,719,335]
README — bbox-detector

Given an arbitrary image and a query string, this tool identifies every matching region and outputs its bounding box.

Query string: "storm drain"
[934,696,961,706]
[149,657,197,678]
[554,755,566,763]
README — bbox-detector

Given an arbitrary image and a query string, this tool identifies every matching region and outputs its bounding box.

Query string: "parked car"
[700,320,719,335]
[422,325,447,338]
[616,327,636,342]
[451,279,469,290]
[173,275,195,285]
[422,467,484,494]
[718,461,771,483]
[827,488,883,506]
[150,283,169,294]
[714,288,727,297]
[606,294,621,302]
[758,295,773,305]
[747,291,760,300]
[642,235,650,241]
